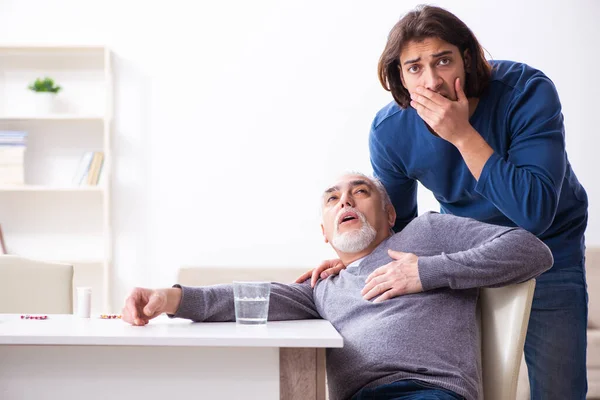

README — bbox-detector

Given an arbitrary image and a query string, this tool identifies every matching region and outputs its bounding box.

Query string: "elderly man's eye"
[327,196,338,203]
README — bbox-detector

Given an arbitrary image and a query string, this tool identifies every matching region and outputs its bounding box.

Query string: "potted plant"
[28,77,62,114]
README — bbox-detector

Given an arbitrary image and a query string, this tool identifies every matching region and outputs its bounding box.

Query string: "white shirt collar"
[347,256,366,269]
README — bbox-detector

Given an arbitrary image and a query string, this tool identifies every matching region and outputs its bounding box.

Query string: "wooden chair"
[0,255,74,314]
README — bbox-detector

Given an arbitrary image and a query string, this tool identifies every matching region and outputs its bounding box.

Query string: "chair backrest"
[480,279,536,400]
[0,255,74,314]
[586,247,600,329]
[177,266,309,287]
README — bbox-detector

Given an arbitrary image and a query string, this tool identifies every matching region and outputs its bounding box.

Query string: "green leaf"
[28,77,62,93]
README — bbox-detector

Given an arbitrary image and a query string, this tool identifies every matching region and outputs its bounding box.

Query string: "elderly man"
[123,173,552,400]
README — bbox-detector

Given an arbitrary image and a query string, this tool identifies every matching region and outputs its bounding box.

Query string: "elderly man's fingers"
[362,274,386,296]
[387,249,407,259]
[122,306,134,325]
[362,282,392,301]
[373,288,402,304]
[365,266,388,285]
[123,288,154,326]
[143,291,166,318]
[125,293,142,322]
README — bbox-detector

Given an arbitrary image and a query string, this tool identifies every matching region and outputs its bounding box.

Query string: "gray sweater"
[173,212,553,400]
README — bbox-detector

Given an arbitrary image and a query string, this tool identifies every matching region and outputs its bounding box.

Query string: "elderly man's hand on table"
[122,287,182,326]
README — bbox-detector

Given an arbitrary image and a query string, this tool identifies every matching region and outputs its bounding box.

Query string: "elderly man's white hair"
[321,171,393,211]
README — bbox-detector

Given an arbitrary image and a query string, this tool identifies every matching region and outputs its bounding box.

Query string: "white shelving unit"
[0,116,104,122]
[0,45,113,313]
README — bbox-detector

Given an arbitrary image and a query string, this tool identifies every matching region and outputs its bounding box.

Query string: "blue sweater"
[369,60,588,269]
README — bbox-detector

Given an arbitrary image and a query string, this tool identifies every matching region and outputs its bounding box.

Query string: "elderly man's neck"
[338,232,392,265]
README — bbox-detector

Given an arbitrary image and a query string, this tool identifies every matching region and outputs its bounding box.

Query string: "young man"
[123,173,552,400]
[303,6,588,399]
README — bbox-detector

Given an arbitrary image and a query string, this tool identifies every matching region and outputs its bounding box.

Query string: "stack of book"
[0,131,27,185]
[72,151,104,186]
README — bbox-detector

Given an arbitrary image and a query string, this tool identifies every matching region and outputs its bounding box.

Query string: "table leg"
[280,348,326,400]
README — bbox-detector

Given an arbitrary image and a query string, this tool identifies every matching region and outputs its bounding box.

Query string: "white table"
[0,314,343,400]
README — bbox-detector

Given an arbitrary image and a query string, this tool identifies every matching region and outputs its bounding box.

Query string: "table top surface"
[0,314,343,348]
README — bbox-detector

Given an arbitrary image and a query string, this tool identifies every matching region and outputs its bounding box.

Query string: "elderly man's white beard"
[331,208,377,253]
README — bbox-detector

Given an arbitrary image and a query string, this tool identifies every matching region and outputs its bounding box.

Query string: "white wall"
[0,0,598,310]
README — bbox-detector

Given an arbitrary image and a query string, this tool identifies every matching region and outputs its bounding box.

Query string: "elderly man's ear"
[321,224,328,244]
[386,204,397,229]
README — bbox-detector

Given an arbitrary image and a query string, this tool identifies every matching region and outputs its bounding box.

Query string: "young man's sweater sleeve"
[416,213,553,291]
[171,281,320,322]
[369,121,418,233]
[475,76,566,235]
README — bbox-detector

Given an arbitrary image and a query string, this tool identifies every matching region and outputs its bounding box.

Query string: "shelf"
[0,115,104,121]
[55,259,105,265]
[0,44,113,312]
[0,185,104,192]
[2,256,105,265]
[0,45,106,54]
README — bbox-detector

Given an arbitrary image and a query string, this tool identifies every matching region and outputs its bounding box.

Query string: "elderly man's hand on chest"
[361,250,423,303]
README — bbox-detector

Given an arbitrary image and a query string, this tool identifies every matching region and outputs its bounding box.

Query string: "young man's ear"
[398,64,406,88]
[321,224,329,244]
[463,49,472,73]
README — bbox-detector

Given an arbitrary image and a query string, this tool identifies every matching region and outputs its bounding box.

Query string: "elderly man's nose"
[340,194,354,207]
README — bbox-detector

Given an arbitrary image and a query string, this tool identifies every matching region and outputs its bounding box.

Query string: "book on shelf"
[72,151,93,185]
[73,151,104,186]
[0,131,27,146]
[0,131,27,185]
[87,152,104,185]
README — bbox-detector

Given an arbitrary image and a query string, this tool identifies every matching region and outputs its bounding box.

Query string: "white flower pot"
[31,92,58,114]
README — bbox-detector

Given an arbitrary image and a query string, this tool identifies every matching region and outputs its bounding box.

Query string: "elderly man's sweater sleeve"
[171,281,320,322]
[415,212,553,291]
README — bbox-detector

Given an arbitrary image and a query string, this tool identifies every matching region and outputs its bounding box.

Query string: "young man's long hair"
[378,5,492,109]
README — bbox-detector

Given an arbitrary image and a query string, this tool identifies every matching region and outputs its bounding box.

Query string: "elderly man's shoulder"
[404,211,460,225]
[399,212,493,233]
[400,212,531,237]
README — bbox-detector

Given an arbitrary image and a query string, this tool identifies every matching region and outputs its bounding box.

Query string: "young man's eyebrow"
[402,50,453,65]
[403,57,420,65]
[431,50,452,58]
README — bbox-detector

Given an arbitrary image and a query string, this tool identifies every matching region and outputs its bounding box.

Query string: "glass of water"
[233,281,271,325]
